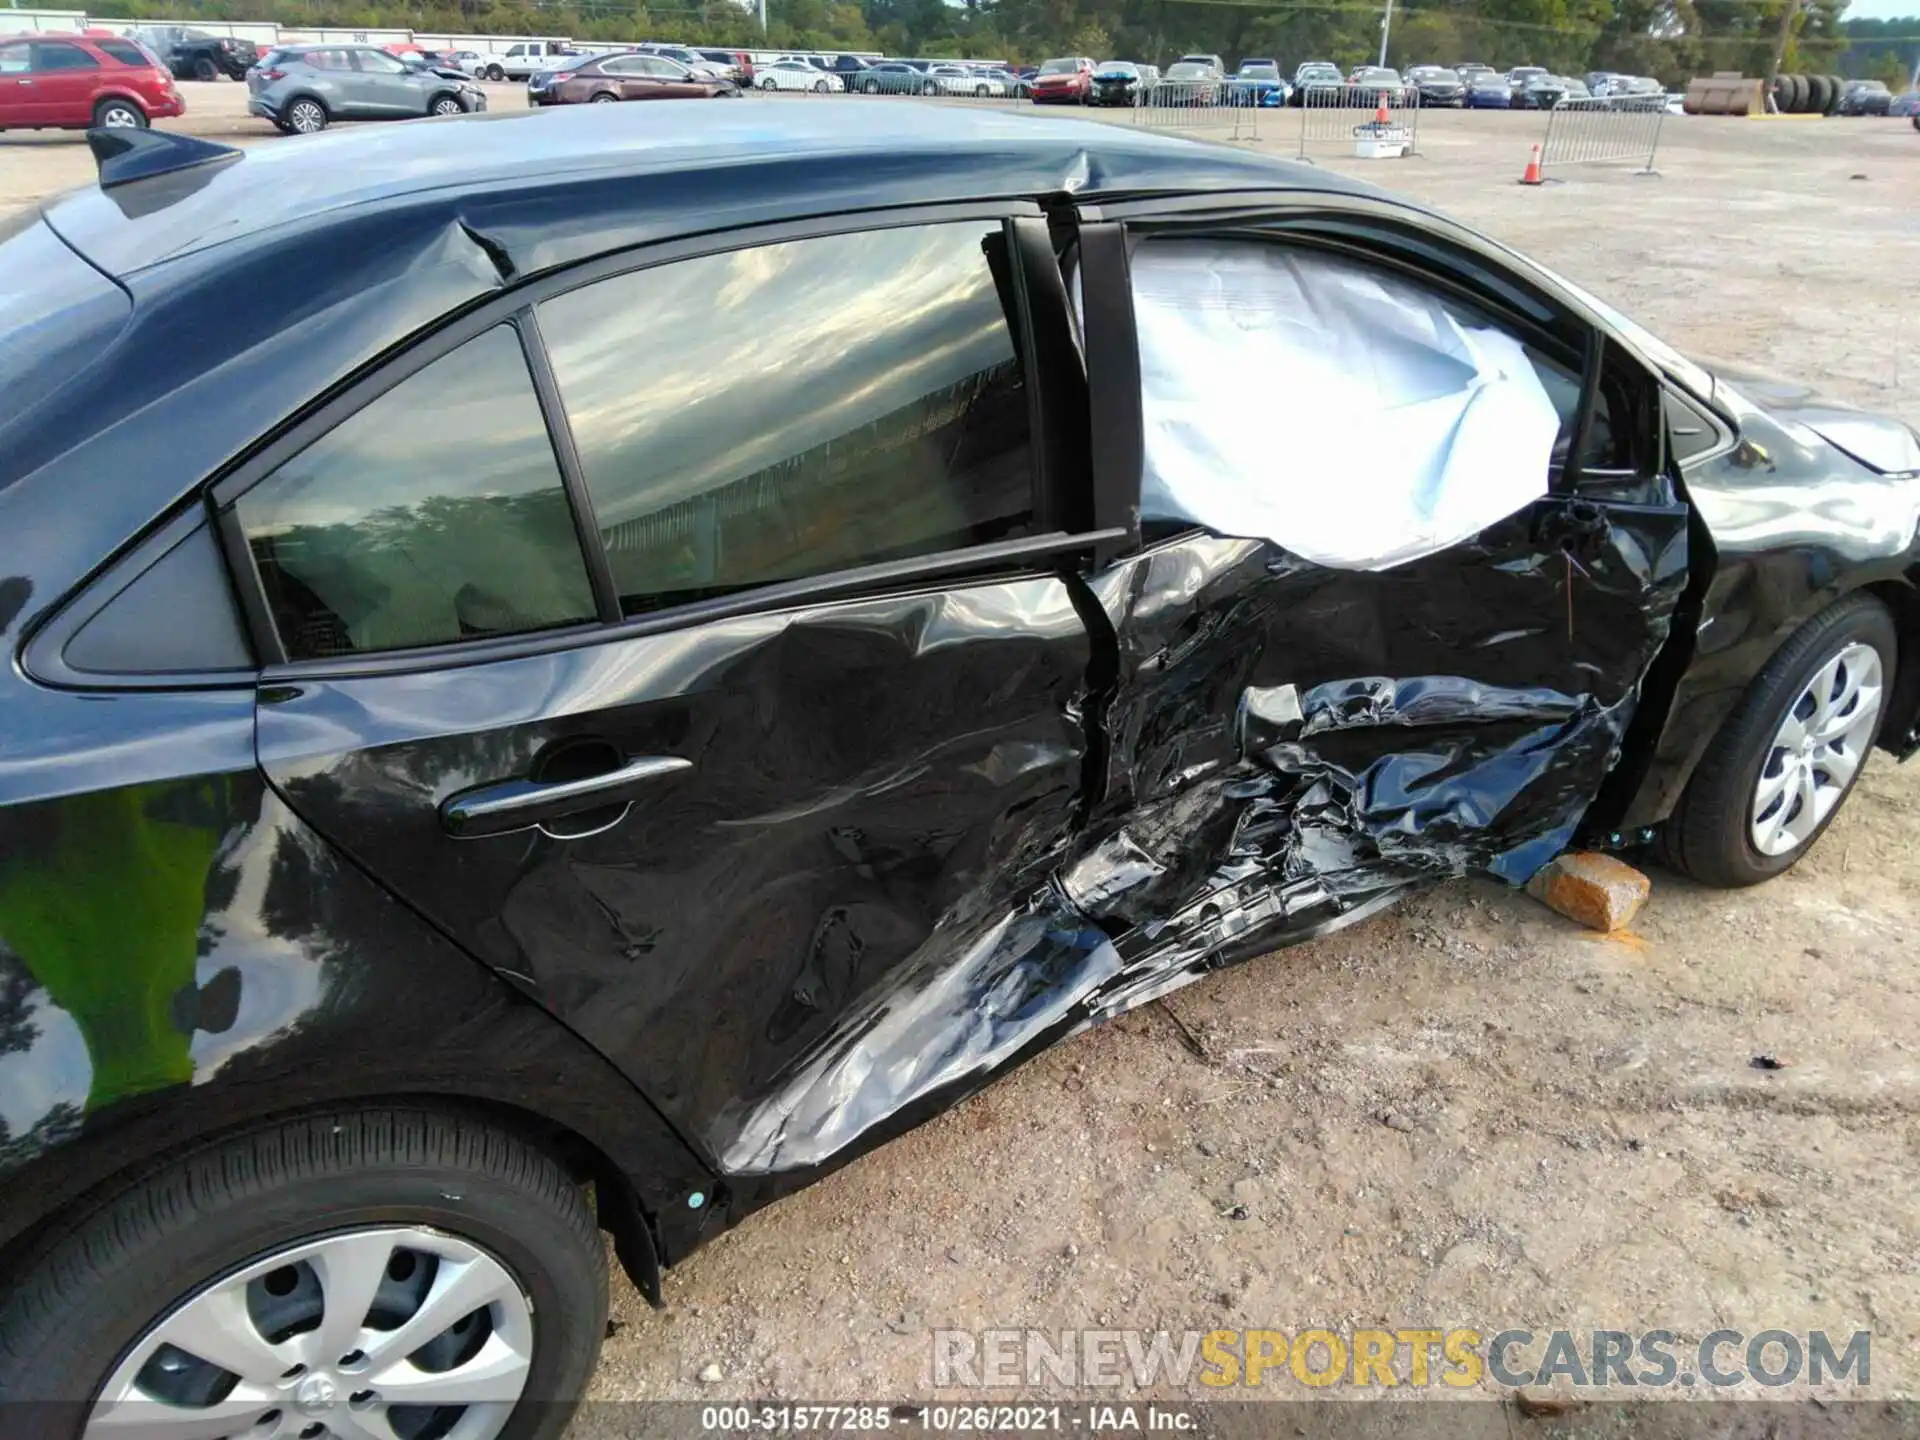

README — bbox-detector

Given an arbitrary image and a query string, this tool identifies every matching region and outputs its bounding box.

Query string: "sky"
[1844,0,1920,20]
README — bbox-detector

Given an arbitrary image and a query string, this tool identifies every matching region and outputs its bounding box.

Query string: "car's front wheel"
[430,95,466,116]
[0,1110,608,1439]
[1661,593,1897,887]
[193,55,217,82]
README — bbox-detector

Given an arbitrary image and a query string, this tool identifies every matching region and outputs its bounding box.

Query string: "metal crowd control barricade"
[1296,83,1421,161]
[1538,94,1664,177]
[1133,80,1261,140]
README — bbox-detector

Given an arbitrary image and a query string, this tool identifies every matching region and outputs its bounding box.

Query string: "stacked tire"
[1772,73,1845,115]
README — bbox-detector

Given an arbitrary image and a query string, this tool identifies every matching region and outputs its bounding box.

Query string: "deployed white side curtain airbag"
[1131,240,1562,571]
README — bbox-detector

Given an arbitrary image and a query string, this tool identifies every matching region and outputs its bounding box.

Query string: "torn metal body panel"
[6,104,1918,1318]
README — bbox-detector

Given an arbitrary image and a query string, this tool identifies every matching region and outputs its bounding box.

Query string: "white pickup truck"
[476,41,578,81]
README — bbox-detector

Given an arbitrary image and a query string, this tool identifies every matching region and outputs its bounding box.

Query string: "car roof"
[41,103,1382,284]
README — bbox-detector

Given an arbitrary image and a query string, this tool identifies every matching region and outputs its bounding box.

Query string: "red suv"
[0,32,184,131]
[1030,55,1095,103]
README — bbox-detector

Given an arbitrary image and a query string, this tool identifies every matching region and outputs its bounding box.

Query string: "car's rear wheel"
[812,79,829,93]
[486,64,505,82]
[922,81,939,96]
[193,55,217,82]
[590,91,617,103]
[286,97,328,133]
[430,95,465,116]
[93,98,147,129]
[0,1110,607,1438]
[1660,593,1896,887]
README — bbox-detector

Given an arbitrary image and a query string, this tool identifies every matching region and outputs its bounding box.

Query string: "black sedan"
[852,59,933,95]
[2,108,1917,1433]
[1406,63,1465,106]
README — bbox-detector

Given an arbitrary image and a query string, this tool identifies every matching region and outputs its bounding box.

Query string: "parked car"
[1585,70,1626,96]
[1507,63,1549,98]
[1519,72,1570,108]
[923,64,1002,97]
[1156,58,1226,106]
[529,51,737,105]
[246,44,485,133]
[4,100,1916,1434]
[696,47,754,87]
[1406,63,1465,106]
[1889,89,1920,116]
[1560,77,1593,102]
[1291,59,1344,105]
[0,31,183,130]
[443,49,488,75]
[818,54,875,81]
[1088,59,1145,106]
[981,65,1031,97]
[1228,59,1290,107]
[1030,54,1095,103]
[757,58,840,93]
[1465,74,1513,108]
[854,60,931,94]
[633,44,730,82]
[124,24,257,81]
[1348,65,1409,106]
[1839,79,1892,116]
[480,41,577,82]
[1454,61,1495,82]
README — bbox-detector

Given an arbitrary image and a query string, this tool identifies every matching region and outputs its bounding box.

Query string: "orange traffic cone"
[1519,143,1544,185]
[1375,96,1390,125]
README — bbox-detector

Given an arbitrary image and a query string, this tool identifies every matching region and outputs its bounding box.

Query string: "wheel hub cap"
[85,1226,534,1440]
[1750,641,1883,857]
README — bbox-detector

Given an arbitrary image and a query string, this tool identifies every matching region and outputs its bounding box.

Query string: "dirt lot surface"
[7,84,1918,1415]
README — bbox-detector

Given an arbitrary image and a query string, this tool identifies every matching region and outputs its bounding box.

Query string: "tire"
[0,1109,607,1437]
[975,84,988,97]
[193,55,217,82]
[1825,74,1846,115]
[430,94,465,116]
[590,91,618,103]
[1660,593,1897,888]
[1805,74,1831,114]
[285,96,328,133]
[862,79,879,95]
[93,98,147,129]
[813,79,829,93]
[923,82,939,96]
[486,64,505,82]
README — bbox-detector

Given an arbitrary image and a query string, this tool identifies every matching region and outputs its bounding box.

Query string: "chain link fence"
[1538,94,1665,177]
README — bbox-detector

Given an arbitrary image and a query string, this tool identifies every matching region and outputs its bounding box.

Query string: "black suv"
[1,109,1916,1434]
[125,24,258,81]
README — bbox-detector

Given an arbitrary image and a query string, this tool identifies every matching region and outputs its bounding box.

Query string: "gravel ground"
[7,85,1918,1416]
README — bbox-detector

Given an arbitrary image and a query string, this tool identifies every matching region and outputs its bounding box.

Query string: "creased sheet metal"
[1131,240,1561,571]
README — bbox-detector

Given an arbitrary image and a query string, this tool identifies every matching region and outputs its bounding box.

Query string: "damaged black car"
[1,107,1917,1433]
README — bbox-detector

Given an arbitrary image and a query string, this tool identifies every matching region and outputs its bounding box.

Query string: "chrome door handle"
[441,755,692,839]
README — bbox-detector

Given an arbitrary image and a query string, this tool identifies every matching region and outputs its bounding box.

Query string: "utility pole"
[1378,0,1394,68]
[759,0,768,34]
[1766,0,1803,82]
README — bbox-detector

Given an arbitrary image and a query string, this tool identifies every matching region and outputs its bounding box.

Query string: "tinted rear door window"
[236,325,596,660]
[539,222,1034,617]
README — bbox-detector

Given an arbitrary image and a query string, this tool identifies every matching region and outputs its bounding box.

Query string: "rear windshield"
[0,217,131,476]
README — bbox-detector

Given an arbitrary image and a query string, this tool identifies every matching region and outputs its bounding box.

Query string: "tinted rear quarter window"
[237,325,596,660]
[32,42,99,72]
[540,221,1034,617]
[97,40,152,67]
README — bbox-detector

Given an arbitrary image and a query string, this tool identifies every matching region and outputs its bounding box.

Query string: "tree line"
[85,0,1915,88]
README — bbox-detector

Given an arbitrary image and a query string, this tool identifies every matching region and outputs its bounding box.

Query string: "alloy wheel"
[85,1227,535,1440]
[289,101,325,133]
[99,104,142,128]
[432,98,464,116]
[1750,641,1883,856]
